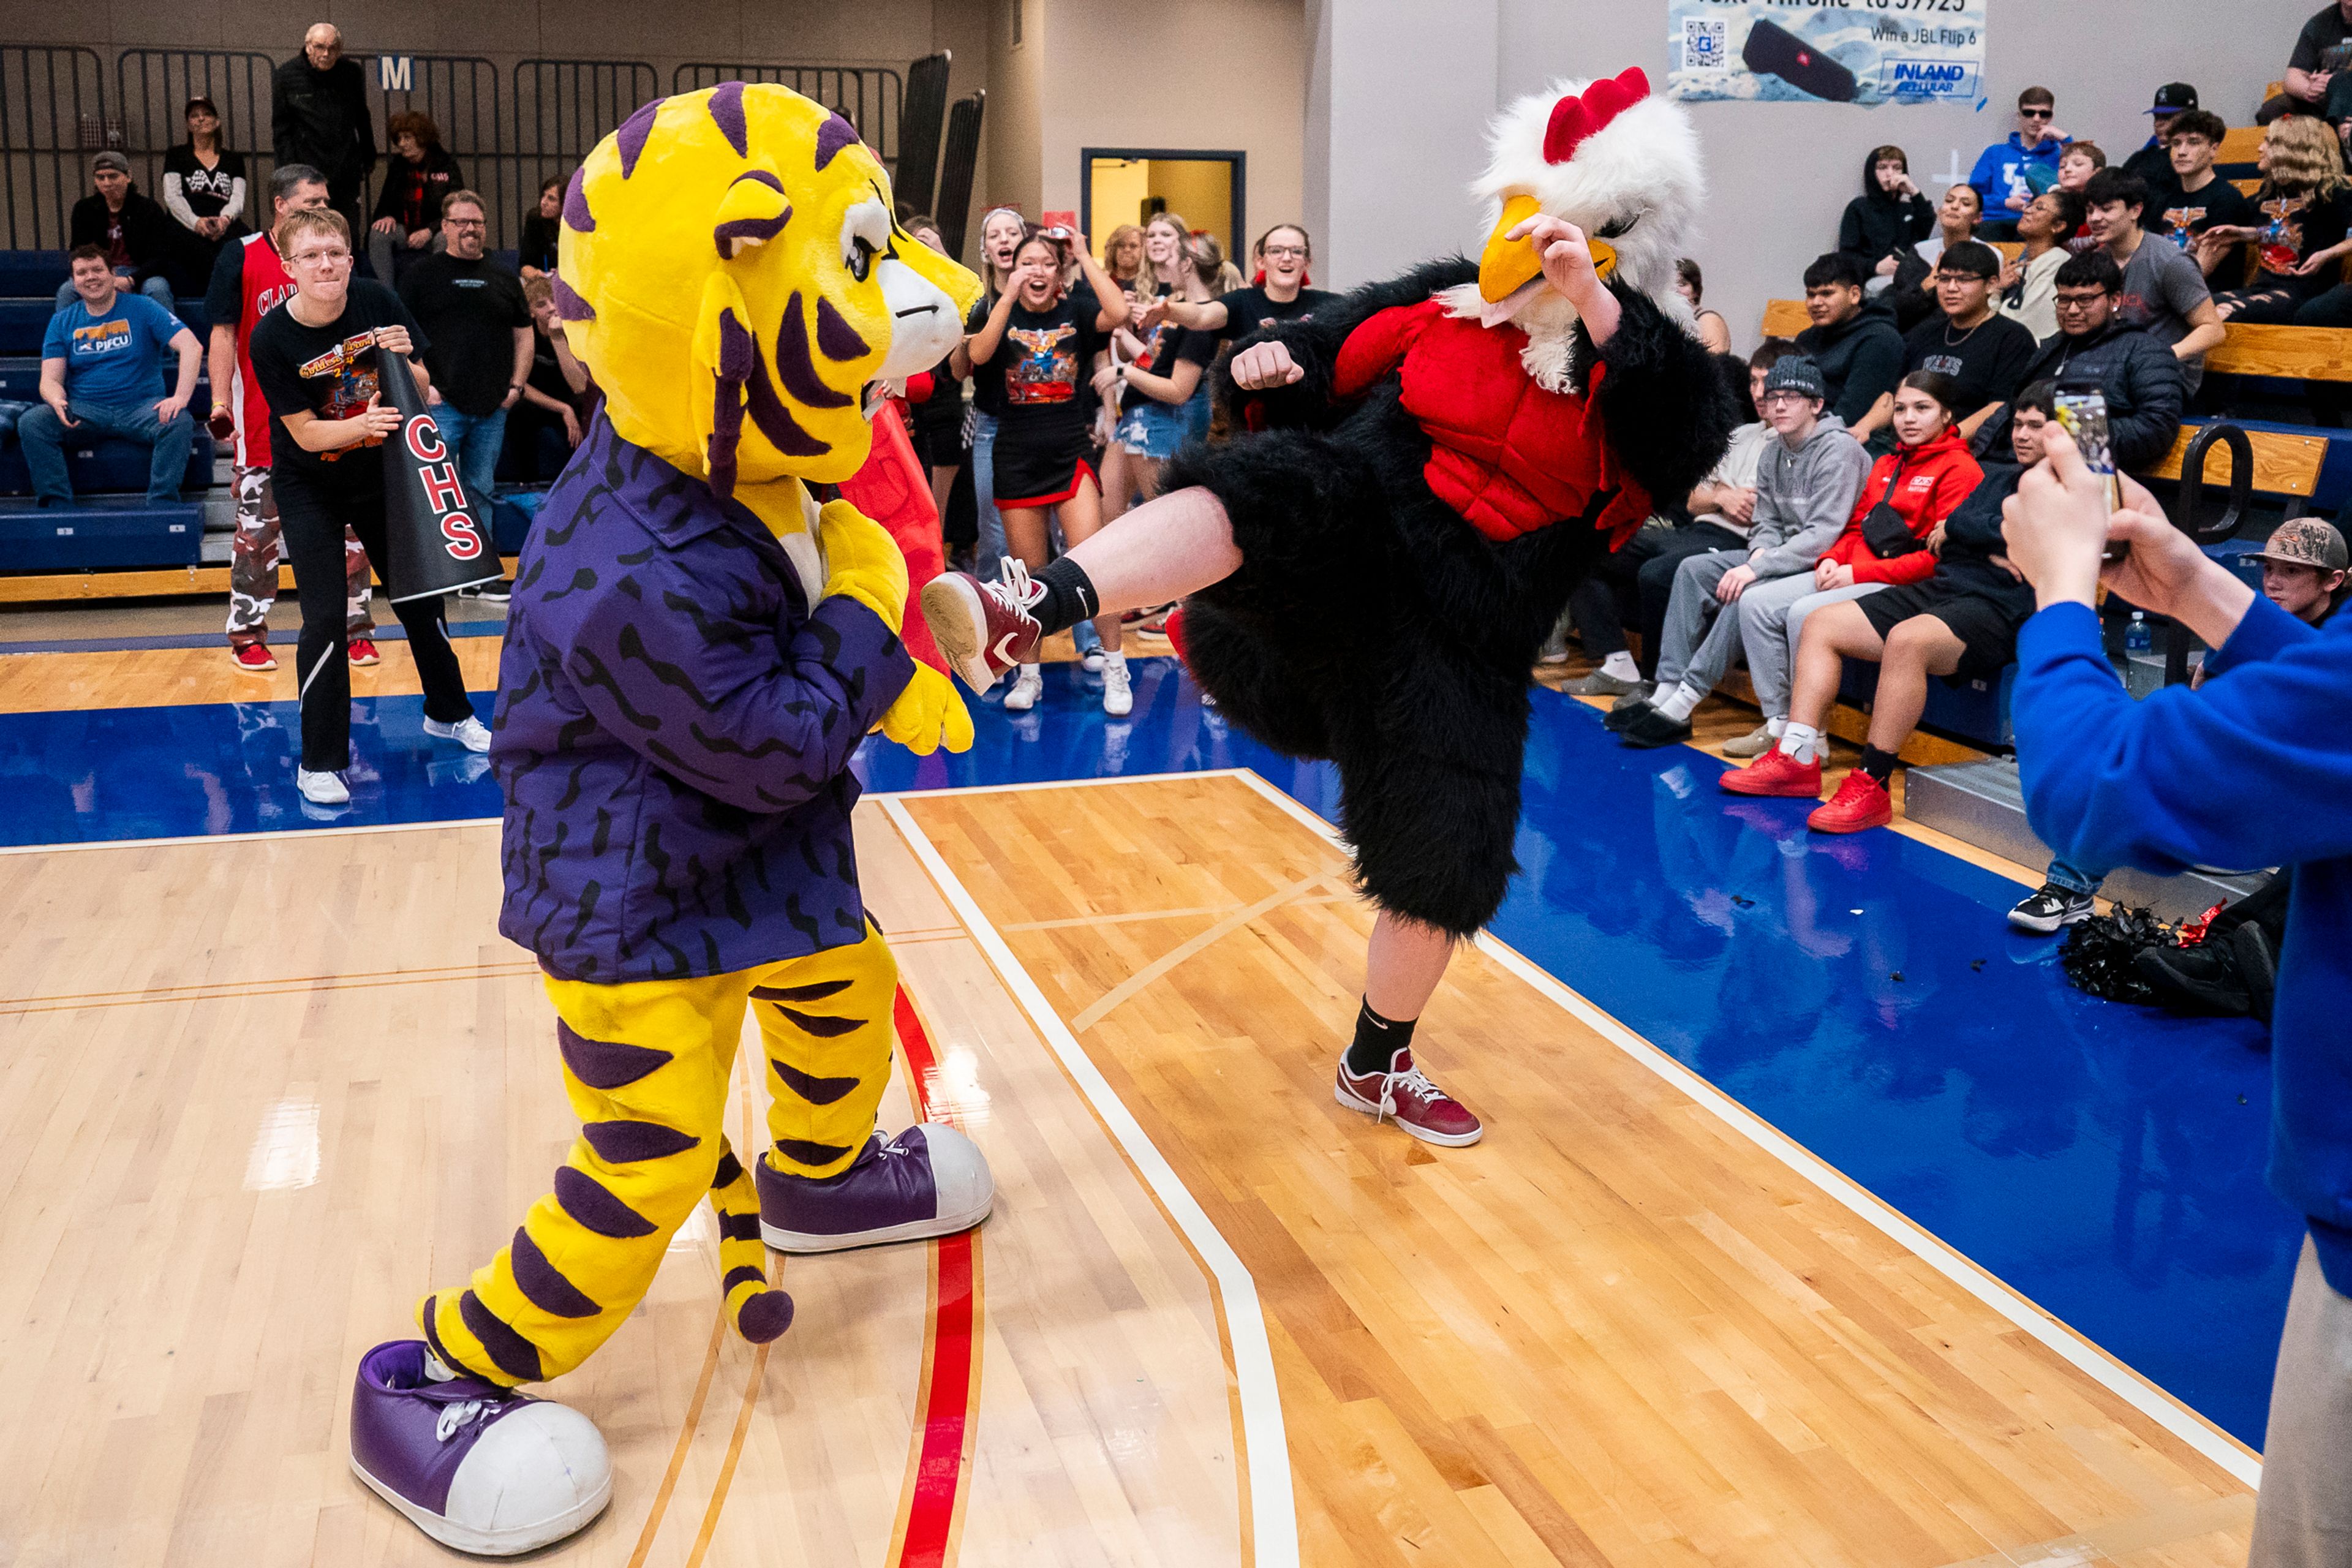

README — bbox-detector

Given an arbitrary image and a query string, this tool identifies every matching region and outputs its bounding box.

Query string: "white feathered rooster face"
[1470,69,1704,336]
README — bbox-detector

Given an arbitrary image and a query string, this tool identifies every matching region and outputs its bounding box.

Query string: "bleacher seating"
[0,497,202,570]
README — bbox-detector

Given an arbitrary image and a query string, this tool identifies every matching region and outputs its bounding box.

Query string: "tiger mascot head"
[552,83,980,497]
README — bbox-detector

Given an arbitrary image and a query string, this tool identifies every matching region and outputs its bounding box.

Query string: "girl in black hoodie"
[1838,145,1936,289]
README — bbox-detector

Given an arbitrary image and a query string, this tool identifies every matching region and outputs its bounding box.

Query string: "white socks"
[1766,717,1787,739]
[1778,722,1823,764]
[1599,651,1639,681]
[1651,680,1703,725]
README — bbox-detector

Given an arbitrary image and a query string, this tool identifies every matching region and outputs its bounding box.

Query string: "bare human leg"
[1364,910,1456,1022]
[1061,484,1243,616]
[1867,617,1965,753]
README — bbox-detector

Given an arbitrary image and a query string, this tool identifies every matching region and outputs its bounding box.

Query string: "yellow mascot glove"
[815,498,910,636]
[878,663,975,755]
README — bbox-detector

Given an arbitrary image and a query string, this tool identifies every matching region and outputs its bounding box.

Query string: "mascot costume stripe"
[344,83,990,1558]
[922,68,1736,1147]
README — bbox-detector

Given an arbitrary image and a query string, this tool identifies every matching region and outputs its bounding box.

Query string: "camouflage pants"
[226,465,377,649]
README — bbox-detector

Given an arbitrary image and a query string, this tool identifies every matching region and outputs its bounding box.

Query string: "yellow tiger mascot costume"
[345,84,988,1556]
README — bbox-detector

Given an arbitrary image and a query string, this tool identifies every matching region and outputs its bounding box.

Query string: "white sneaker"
[424,715,493,753]
[297,767,350,805]
[1079,646,1106,673]
[1101,654,1132,717]
[1001,666,1043,712]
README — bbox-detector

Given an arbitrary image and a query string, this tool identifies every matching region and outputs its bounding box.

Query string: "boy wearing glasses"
[396,189,532,557]
[1968,87,2071,238]
[1977,249,2184,469]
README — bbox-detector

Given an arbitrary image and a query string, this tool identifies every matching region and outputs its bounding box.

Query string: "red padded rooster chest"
[1331,296,1651,546]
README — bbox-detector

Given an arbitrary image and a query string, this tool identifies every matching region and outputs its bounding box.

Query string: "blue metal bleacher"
[0,496,202,570]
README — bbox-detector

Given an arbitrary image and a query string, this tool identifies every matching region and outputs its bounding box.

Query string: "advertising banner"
[1667,0,1988,107]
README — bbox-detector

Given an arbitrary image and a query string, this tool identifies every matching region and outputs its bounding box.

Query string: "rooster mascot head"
[1456,68,1704,374]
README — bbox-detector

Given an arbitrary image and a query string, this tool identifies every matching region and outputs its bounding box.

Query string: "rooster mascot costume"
[925,68,1736,1144]
[343,83,991,1556]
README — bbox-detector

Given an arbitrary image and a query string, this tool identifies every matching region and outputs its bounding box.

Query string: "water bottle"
[2125,612,2151,655]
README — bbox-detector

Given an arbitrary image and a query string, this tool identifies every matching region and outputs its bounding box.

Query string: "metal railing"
[114,48,277,225]
[0,45,108,251]
[673,63,902,168]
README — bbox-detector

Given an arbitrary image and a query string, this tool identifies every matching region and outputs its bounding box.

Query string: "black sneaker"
[2008,881,2095,934]
[1616,705,1693,749]
[2231,922,2279,1027]
[1604,699,1652,733]
[461,578,514,602]
[2132,943,2252,1017]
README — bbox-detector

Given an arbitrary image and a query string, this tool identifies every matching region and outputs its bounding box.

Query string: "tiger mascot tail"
[344,84,991,1558]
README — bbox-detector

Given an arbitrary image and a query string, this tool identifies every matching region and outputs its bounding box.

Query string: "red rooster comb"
[1543,67,1649,164]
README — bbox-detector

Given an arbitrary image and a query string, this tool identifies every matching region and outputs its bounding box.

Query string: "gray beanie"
[1762,354,1826,402]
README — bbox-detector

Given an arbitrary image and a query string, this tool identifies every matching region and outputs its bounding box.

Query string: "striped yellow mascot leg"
[345,81,987,1558]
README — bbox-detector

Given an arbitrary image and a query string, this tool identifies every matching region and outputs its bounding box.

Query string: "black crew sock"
[1858,745,1898,785]
[1030,556,1100,636]
[1345,997,1418,1076]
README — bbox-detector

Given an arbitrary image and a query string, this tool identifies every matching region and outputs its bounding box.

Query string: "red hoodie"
[1820,428,1983,586]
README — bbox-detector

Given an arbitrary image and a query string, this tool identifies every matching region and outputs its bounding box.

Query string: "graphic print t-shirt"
[1218,284,1340,344]
[966,292,1107,443]
[1898,311,2037,423]
[163,145,247,221]
[249,279,428,489]
[42,293,184,405]
[206,232,300,466]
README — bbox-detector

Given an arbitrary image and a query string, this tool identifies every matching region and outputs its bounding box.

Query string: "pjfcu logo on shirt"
[69,318,134,355]
[403,415,483,559]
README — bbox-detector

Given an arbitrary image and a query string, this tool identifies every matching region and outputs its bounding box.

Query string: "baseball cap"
[1762,355,1827,402]
[92,149,129,174]
[2247,518,2349,571]
[185,94,219,116]
[2147,83,2198,115]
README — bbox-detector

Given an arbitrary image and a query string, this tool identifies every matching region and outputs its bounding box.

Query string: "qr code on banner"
[1683,17,1728,69]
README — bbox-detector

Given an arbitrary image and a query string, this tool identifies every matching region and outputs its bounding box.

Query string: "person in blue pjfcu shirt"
[1967,85,2072,239]
[2001,432,2352,1568]
[20,245,201,508]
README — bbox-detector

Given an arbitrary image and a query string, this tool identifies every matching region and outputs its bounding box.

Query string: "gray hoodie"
[1744,414,1872,579]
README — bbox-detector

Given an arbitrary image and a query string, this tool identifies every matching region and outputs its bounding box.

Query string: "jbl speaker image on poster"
[379,361,504,603]
[1742,18,1859,103]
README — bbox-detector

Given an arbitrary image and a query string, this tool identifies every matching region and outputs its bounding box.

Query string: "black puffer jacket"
[1977,320,2186,470]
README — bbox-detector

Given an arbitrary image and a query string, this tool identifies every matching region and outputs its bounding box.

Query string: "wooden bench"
[2204,323,2352,383]
[1760,298,1810,339]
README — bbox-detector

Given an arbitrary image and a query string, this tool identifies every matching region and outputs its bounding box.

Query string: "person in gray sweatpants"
[1613,354,1871,749]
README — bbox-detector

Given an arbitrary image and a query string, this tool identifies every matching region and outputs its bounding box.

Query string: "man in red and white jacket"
[204,163,376,673]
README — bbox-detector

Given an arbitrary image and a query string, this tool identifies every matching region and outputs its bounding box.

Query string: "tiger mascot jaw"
[345,83,992,1558]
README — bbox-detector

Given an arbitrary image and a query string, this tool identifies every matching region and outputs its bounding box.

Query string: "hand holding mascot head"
[550,83,982,498]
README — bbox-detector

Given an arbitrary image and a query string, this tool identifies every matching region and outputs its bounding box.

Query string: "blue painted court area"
[0,654,2294,1444]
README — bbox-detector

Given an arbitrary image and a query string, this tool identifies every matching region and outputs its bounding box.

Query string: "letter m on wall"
[377,55,413,92]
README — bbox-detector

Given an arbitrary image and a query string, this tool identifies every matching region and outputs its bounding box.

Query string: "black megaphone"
[378,361,505,603]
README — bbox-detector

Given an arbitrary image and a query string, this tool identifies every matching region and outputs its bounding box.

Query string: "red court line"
[891,986,984,1568]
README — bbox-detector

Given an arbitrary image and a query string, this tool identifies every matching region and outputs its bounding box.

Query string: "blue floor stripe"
[0,653,2292,1445]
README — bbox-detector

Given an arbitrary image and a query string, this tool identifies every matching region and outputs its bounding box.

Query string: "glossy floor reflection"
[0,654,2293,1444]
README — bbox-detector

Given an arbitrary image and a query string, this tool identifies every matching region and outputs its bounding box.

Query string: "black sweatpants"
[274,469,476,771]
[1566,519,1747,673]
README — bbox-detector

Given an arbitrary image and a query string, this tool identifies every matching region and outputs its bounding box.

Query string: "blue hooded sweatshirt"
[1967,132,2071,217]
[2015,596,2352,1294]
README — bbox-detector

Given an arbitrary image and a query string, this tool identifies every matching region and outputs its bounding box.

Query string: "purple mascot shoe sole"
[349,1340,612,1556]
[758,1124,995,1254]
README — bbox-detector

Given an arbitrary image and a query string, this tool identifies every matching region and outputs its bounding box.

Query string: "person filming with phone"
[2000,423,2352,1568]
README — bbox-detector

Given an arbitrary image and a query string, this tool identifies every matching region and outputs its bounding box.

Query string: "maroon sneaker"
[1334,1047,1483,1147]
[921,563,1043,694]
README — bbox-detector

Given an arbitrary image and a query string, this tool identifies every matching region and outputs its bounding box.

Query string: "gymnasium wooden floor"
[0,754,2258,1566]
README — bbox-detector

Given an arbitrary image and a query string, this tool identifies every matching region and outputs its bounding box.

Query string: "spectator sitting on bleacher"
[518,177,562,280]
[398,189,529,600]
[58,153,179,312]
[21,245,200,510]
[2119,83,2198,187]
[1847,241,2034,454]
[162,95,250,282]
[2271,0,2352,123]
[2145,110,2260,277]
[1899,183,1985,331]
[1978,250,2185,471]
[1567,344,1784,703]
[1793,253,1903,429]
[272,24,374,243]
[1721,382,2054,832]
[1997,189,2083,342]
[368,113,462,287]
[2086,169,2225,394]
[2201,116,2352,324]
[1608,354,1871,750]
[1968,86,2071,238]
[1837,145,1936,295]
[507,274,595,480]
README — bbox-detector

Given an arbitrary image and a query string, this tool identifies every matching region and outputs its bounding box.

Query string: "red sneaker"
[920,564,1042,693]
[1807,769,1893,834]
[231,643,277,672]
[1334,1047,1483,1147]
[1718,746,1823,798]
[348,638,382,668]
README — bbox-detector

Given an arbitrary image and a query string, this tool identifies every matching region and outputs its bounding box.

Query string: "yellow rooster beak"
[1477,194,1618,304]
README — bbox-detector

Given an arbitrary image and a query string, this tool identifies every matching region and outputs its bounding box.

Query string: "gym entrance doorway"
[1080,149,1245,271]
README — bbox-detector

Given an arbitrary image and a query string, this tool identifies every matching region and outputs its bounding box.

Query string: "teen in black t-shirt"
[1852,241,2035,452]
[1149,223,1339,347]
[955,227,1132,713]
[398,250,530,417]
[249,213,481,792]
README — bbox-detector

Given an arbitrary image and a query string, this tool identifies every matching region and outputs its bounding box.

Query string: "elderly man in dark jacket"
[271,23,375,239]
[61,151,184,307]
[1978,249,2185,469]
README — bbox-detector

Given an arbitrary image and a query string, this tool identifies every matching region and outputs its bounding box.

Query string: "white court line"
[1223,766,2263,1491]
[877,794,1300,1568]
[0,815,502,856]
[862,766,1248,801]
